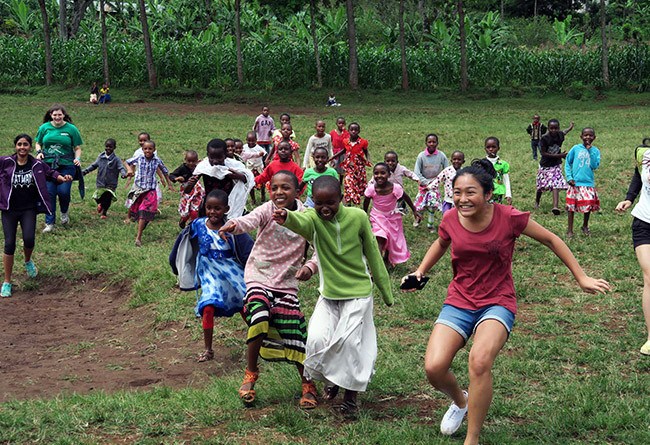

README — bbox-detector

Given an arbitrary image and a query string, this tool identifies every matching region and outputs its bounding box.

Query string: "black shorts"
[632,217,650,248]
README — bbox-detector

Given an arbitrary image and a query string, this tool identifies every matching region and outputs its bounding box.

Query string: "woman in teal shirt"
[35,104,83,232]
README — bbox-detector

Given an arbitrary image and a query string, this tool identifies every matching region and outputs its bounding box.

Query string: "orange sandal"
[299,382,319,410]
[238,368,259,406]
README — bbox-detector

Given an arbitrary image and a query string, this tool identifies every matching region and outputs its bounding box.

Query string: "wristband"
[75,157,81,161]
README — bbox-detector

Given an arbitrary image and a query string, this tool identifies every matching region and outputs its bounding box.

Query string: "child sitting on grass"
[273,175,394,419]
[82,138,127,219]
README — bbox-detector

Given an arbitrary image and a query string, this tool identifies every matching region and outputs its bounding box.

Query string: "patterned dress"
[191,218,247,318]
[341,137,371,205]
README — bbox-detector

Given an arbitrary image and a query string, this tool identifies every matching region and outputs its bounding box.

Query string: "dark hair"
[205,189,229,207]
[373,162,390,173]
[273,170,300,189]
[280,113,291,120]
[348,122,360,131]
[451,150,465,159]
[234,138,243,144]
[185,149,198,158]
[384,150,398,161]
[312,175,342,196]
[43,104,72,123]
[206,138,226,154]
[138,132,150,139]
[425,133,438,142]
[312,147,329,157]
[14,134,32,146]
[581,127,596,136]
[452,158,496,194]
[642,137,650,146]
[143,139,156,149]
[336,117,346,123]
[484,136,500,147]
[547,119,560,128]
[224,138,234,143]
[246,131,257,140]
[105,138,116,147]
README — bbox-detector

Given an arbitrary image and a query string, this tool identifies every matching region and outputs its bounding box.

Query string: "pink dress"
[364,183,410,265]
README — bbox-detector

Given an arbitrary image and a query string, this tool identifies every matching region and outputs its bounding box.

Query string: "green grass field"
[0,88,649,444]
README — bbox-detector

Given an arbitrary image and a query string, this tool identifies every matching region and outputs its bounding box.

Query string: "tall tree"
[417,0,430,35]
[100,0,110,85]
[399,0,409,90]
[37,0,53,85]
[458,0,468,92]
[600,0,609,87]
[235,0,244,87]
[346,0,359,89]
[309,0,322,88]
[59,0,67,40]
[70,0,93,37]
[204,0,214,26]
[137,0,157,88]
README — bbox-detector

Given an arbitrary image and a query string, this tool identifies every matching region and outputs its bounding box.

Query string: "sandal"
[238,368,259,406]
[324,384,339,401]
[551,207,561,215]
[299,382,319,410]
[197,349,214,362]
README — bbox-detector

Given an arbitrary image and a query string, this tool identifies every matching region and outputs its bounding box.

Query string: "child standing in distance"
[273,175,394,419]
[414,134,449,232]
[300,147,338,207]
[233,139,244,161]
[82,138,127,219]
[565,127,601,238]
[241,131,267,205]
[330,122,370,206]
[484,137,512,205]
[267,123,301,165]
[329,117,349,181]
[302,120,333,169]
[363,163,418,267]
[536,119,574,214]
[252,106,275,155]
[427,150,466,214]
[271,113,296,141]
[125,140,174,246]
[256,141,304,192]
[170,150,202,228]
[191,189,253,362]
[526,114,547,160]
[404,159,609,444]
[219,171,319,409]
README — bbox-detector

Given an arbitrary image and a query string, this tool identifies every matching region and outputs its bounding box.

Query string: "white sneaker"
[440,390,468,435]
[42,224,55,233]
[60,212,69,225]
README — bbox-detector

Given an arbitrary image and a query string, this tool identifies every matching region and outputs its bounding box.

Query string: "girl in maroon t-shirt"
[402,159,609,444]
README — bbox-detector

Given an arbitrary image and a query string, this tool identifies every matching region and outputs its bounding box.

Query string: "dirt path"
[0,277,239,403]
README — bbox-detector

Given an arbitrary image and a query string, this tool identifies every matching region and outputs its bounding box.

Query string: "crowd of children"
[6,105,648,445]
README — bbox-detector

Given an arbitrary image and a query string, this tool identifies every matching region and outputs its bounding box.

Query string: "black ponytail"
[452,158,495,194]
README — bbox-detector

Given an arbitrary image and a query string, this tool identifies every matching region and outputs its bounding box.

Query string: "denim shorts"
[435,304,515,342]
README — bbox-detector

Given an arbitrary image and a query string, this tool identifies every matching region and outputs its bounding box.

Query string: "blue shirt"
[126,155,168,190]
[564,144,600,187]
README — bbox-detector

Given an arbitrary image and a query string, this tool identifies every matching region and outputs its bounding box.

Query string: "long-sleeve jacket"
[0,154,61,214]
[82,152,127,189]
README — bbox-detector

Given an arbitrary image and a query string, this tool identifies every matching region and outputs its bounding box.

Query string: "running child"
[267,123,301,165]
[125,132,166,207]
[125,140,174,246]
[565,127,601,238]
[255,141,303,192]
[241,131,267,204]
[219,171,319,409]
[82,138,127,219]
[414,134,449,232]
[302,120,333,169]
[403,159,609,444]
[330,122,370,206]
[427,150,465,214]
[484,136,512,205]
[536,119,574,214]
[329,117,349,181]
[170,150,202,228]
[252,106,275,155]
[300,147,338,207]
[190,189,253,363]
[273,175,394,419]
[271,113,296,140]
[526,114,547,160]
[363,163,418,267]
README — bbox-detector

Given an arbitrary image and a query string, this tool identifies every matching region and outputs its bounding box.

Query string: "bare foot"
[566,231,574,239]
[581,226,591,236]
[135,239,142,247]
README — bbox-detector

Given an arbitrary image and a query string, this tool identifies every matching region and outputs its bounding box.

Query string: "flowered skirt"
[414,184,440,212]
[536,165,568,191]
[243,286,307,365]
[566,186,600,213]
[341,157,370,205]
[128,188,158,221]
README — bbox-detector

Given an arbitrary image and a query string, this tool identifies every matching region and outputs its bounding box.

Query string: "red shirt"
[255,159,304,189]
[343,137,369,157]
[330,129,350,155]
[438,204,530,314]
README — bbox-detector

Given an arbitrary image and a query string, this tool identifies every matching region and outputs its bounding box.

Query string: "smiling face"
[204,196,229,226]
[277,142,292,161]
[142,142,155,159]
[548,121,560,136]
[225,139,235,158]
[581,128,596,146]
[15,137,32,158]
[138,134,149,147]
[246,133,257,147]
[315,121,326,137]
[313,148,329,170]
[208,146,226,166]
[484,138,499,158]
[451,152,465,170]
[104,142,115,156]
[426,135,438,153]
[270,173,298,209]
[453,174,491,218]
[348,124,360,140]
[384,153,398,172]
[234,141,243,155]
[373,164,390,186]
[184,152,199,171]
[312,187,341,221]
[50,109,65,126]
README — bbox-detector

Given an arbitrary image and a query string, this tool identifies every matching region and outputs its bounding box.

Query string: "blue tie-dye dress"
[191,217,247,318]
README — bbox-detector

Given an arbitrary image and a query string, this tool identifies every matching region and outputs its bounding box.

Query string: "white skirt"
[303,296,377,392]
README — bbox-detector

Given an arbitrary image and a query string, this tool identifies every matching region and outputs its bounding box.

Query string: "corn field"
[1,34,649,91]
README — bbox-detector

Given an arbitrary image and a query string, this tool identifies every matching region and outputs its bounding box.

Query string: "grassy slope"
[0,89,649,444]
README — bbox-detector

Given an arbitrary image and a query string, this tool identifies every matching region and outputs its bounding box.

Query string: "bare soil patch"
[0,276,240,403]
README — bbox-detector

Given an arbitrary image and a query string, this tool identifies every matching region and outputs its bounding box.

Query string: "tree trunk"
[310,0,322,88]
[137,0,157,88]
[600,0,609,87]
[70,0,93,37]
[38,0,53,85]
[500,0,504,17]
[399,0,409,90]
[59,0,67,40]
[417,0,430,35]
[346,0,358,90]
[533,0,537,19]
[100,0,110,85]
[204,0,214,26]
[235,0,244,87]
[458,0,468,92]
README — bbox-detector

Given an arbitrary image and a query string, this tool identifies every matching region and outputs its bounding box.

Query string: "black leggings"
[97,191,113,214]
[2,209,37,255]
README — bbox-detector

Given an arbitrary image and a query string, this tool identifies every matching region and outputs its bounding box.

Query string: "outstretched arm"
[522,218,610,294]
[563,121,575,135]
